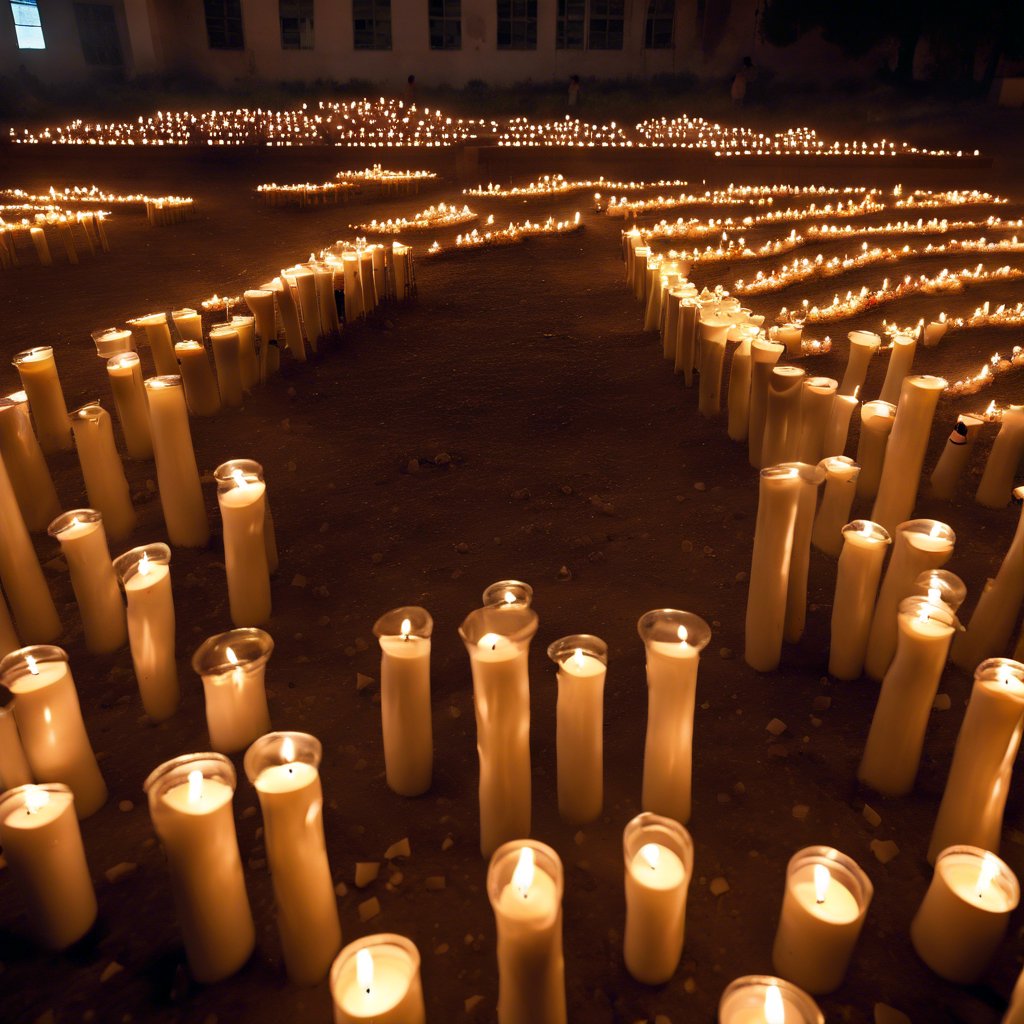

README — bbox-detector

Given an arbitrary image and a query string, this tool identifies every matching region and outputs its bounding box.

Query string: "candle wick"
[816,897,825,905]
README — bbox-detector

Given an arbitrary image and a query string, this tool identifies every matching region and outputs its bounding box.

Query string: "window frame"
[587,0,624,49]
[204,0,244,51]
[353,0,392,50]
[428,0,461,50]
[10,0,45,49]
[279,0,314,49]
[643,0,673,48]
[74,2,124,66]
[496,0,537,50]
[555,0,584,50]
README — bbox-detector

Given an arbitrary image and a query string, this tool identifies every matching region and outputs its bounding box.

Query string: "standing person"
[731,57,753,104]
[404,74,416,104]
[568,74,581,108]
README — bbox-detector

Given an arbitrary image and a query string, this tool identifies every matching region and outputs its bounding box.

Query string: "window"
[204,0,243,49]
[428,0,460,49]
[588,0,623,48]
[280,0,313,49]
[10,0,44,48]
[497,0,536,49]
[74,4,122,65]
[555,0,584,49]
[644,0,673,48]
[353,0,391,49]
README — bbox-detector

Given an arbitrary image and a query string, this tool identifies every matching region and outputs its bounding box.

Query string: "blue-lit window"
[11,0,45,49]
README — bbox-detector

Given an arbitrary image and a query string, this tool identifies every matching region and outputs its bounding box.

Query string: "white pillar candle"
[930,658,1024,861]
[622,812,693,985]
[0,783,96,949]
[864,519,955,681]
[272,277,306,360]
[330,934,426,1024]
[223,315,259,393]
[795,376,837,465]
[661,288,683,361]
[0,392,61,531]
[548,634,606,826]
[632,247,651,301]
[820,392,858,458]
[343,253,363,323]
[0,646,106,817]
[314,265,341,334]
[650,270,680,341]
[292,268,324,351]
[245,731,341,986]
[878,333,917,406]
[953,488,1024,671]
[698,318,731,418]
[718,976,823,1024]
[459,605,538,858]
[771,323,804,358]
[642,259,662,328]
[930,414,985,500]
[106,354,153,460]
[762,367,806,466]
[859,597,957,794]
[112,544,178,722]
[871,375,947,535]
[12,346,71,455]
[1005,965,1024,1023]
[48,510,127,655]
[839,331,880,396]
[748,340,785,469]
[922,317,948,347]
[810,456,860,557]
[144,752,255,983]
[725,329,758,442]
[676,299,700,385]
[208,325,244,409]
[853,400,896,500]
[977,406,1024,509]
[144,376,209,549]
[91,327,134,360]
[911,846,1019,983]
[30,226,53,266]
[192,628,273,754]
[131,313,178,376]
[487,841,566,1024]
[174,341,221,417]
[639,609,711,821]
[171,308,202,343]
[372,606,434,797]
[69,404,136,540]
[771,846,873,995]
[829,520,891,680]
[784,461,826,644]
[243,288,277,383]
[0,690,32,787]
[482,579,534,608]
[359,249,377,312]
[915,568,967,612]
[392,243,413,302]
[214,459,271,627]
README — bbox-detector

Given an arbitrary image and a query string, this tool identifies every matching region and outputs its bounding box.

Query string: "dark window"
[497,0,536,49]
[588,0,623,48]
[74,4,122,65]
[644,0,673,48]
[353,0,391,49]
[555,0,584,49]
[280,0,313,48]
[428,0,460,49]
[10,0,45,48]
[204,0,243,49]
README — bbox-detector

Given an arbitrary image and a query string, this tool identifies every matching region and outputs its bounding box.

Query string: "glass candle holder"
[482,579,534,608]
[914,568,967,612]
[0,389,61,531]
[214,459,271,628]
[209,324,244,408]
[91,327,134,359]
[105,352,153,460]
[191,628,273,753]
[718,975,823,1024]
[330,933,425,1024]
[12,345,71,454]
[144,751,254,983]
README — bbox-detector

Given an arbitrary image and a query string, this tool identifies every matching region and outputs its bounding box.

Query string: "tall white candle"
[91,327,134,360]
[795,376,837,465]
[0,689,32,787]
[930,414,985,500]
[726,335,754,443]
[677,299,700,385]
[174,341,221,417]
[878,333,917,406]
[976,406,1024,509]
[762,367,806,467]
[291,268,324,352]
[313,264,341,334]
[69,404,136,540]
[392,242,412,301]
[145,752,255,983]
[839,330,880,396]
[12,346,71,454]
[245,731,341,985]
[748,340,784,468]
[215,459,271,627]
[243,288,277,383]
[273,276,306,360]
[662,288,683,361]
[854,400,896,500]
[0,392,61,531]
[718,976,823,1024]
[343,252,363,322]
[784,461,826,644]
[359,248,377,312]
[171,308,202,342]
[228,315,259,392]
[820,392,859,458]
[105,354,153,460]
[810,456,860,557]
[482,579,534,608]
[330,934,426,1024]
[209,326,244,409]
[698,317,731,418]
[130,313,178,376]
[372,606,434,797]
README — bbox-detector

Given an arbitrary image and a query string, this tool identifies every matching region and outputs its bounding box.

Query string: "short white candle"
[810,455,860,557]
[215,460,271,627]
[838,330,880,396]
[748,340,784,468]
[91,327,134,360]
[795,376,838,465]
[878,332,917,406]
[209,326,244,408]
[854,400,896,500]
[718,975,823,1024]
[922,317,948,347]
[12,346,71,454]
[105,353,153,460]
[771,323,803,357]
[174,340,221,417]
[930,414,985,500]
[171,308,202,342]
[69,404,136,540]
[330,934,426,1024]
[762,367,806,466]
[976,406,1024,509]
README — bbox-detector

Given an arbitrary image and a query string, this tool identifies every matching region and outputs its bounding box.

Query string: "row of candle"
[255,181,357,207]
[0,184,194,210]
[353,202,476,233]
[423,213,582,257]
[1,210,109,268]
[604,183,880,217]
[463,173,691,198]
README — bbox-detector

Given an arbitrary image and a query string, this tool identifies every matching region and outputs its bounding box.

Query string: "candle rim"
[459,604,538,649]
[244,729,322,783]
[0,644,69,688]
[481,579,534,608]
[373,604,434,640]
[0,780,73,818]
[718,975,823,1024]
[486,838,564,908]
[144,750,236,802]
[12,345,54,365]
[192,627,274,677]
[934,844,1021,910]
[785,845,873,910]
[547,632,608,667]
[113,542,172,585]
[623,811,694,871]
[47,507,103,538]
[329,932,421,1008]
[636,608,711,651]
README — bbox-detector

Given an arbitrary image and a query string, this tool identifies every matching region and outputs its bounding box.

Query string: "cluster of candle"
[604,183,876,217]
[805,214,1024,244]
[463,173,690,198]
[335,165,438,196]
[423,213,582,256]
[353,203,477,233]
[0,184,193,209]
[199,294,243,314]
[894,188,1007,209]
[1,210,109,268]
[255,181,357,207]
[945,348,1024,401]
[497,115,631,148]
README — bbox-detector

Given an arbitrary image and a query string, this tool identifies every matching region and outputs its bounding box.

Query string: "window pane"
[11,0,45,48]
[205,0,244,49]
[75,3,123,65]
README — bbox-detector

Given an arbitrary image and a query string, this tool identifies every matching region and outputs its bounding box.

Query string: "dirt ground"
[2,120,1024,1024]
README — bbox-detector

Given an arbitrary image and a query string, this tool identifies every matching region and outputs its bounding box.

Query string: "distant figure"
[404,74,416,104]
[731,56,753,104]
[568,74,580,107]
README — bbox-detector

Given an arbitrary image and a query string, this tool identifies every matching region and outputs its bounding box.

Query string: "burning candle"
[144,752,255,982]
[12,346,71,454]
[748,339,785,468]
[69,404,136,540]
[976,406,1024,508]
[482,579,534,608]
[677,298,700,384]
[820,391,858,458]
[209,325,244,408]
[877,332,917,406]
[795,376,837,465]
[0,646,106,817]
[215,460,271,627]
[622,812,693,985]
[727,333,754,443]
[810,456,860,557]
[488,841,566,1024]
[854,400,896,500]
[91,327,134,360]
[771,846,873,994]
[838,331,880,396]
[784,461,826,644]
[245,731,341,985]
[272,277,306,360]
[661,288,683,361]
[130,313,178,376]
[771,323,803,357]
[930,414,985,500]
[0,689,32,787]
[330,934,426,1024]
[105,353,153,460]
[911,847,1018,983]
[547,634,606,825]
[372,606,434,797]
[0,392,61,531]
[762,367,806,466]
[718,975,823,1024]
[922,315,948,347]
[914,568,967,612]
[171,308,202,342]
[243,288,277,382]
[698,317,732,417]
[230,314,259,391]
[291,268,324,351]
[174,341,221,417]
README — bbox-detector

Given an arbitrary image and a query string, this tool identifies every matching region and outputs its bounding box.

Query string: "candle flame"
[978,853,999,898]
[400,617,412,639]
[26,654,38,675]
[927,586,941,605]
[503,589,515,605]
[138,551,151,576]
[640,842,661,870]
[24,786,49,814]
[929,523,943,539]
[281,735,295,763]
[226,646,239,666]
[479,632,505,652]
[512,846,535,897]
[231,468,247,488]
[765,982,785,1024]
[573,647,585,668]
[187,769,203,803]
[356,947,374,994]
[677,625,688,644]
[70,515,80,528]
[813,863,830,904]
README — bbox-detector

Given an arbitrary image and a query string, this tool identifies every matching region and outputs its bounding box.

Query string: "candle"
[829,521,892,680]
[930,658,1024,861]
[698,317,732,417]
[622,813,693,985]
[342,253,363,322]
[864,519,955,681]
[922,317,949,347]
[976,406,1024,508]
[911,846,1019,983]
[632,247,651,301]
[313,265,341,335]
[0,646,106,817]
[144,752,255,982]
[372,606,434,797]
[30,226,53,266]
[871,375,947,534]
[392,242,412,301]
[914,568,967,612]
[459,605,538,857]
[762,367,806,466]
[230,314,259,391]
[727,334,754,442]
[174,341,221,417]
[192,628,274,753]
[12,346,71,454]
[359,249,377,312]
[0,688,32,787]
[854,400,896,500]
[771,846,873,994]
[877,332,917,405]
[272,276,306,360]
[291,268,324,351]
[130,313,178,376]
[810,456,860,557]
[0,392,61,531]
[784,461,826,644]
[548,634,606,825]
[69,404,136,540]
[244,731,341,985]
[718,975,823,1024]
[859,597,957,794]
[171,307,202,342]
[771,323,803,357]
[838,330,880,396]
[144,376,209,548]
[661,288,683,361]
[639,609,711,821]
[482,579,534,608]
[243,288,277,382]
[930,414,985,500]
[0,784,96,949]
[1005,965,1024,1023]
[48,510,127,655]
[91,327,134,360]
[209,325,244,408]
[820,391,858,458]
[215,459,271,627]
[488,841,566,1024]
[795,376,837,464]
[748,340,785,468]
[105,353,153,460]
[330,934,426,1024]
[677,298,700,384]
[112,544,178,722]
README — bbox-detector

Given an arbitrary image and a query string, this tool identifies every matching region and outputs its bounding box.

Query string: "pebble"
[683,977,697,994]
[766,718,787,736]
[334,881,348,897]
[434,943,449,955]
[716,792,731,804]
[558,565,572,580]
[354,862,380,887]
[694,481,706,491]
[874,1005,912,1024]
[291,574,307,589]
[356,673,374,691]
[104,862,138,884]
[357,897,381,922]
[870,839,900,864]
[435,452,452,465]
[118,800,134,813]
[732,782,746,795]
[719,647,734,660]
[406,458,420,474]
[388,871,404,887]
[385,837,411,860]
[574,831,586,846]
[932,693,952,711]
[734,571,748,582]
[709,876,730,896]
[100,962,124,983]
[464,996,484,1013]
[863,805,882,828]
[680,539,693,552]
[812,695,832,711]
[792,804,809,821]
[441,834,455,851]
[371,552,384,564]
[455,542,470,554]
[425,876,446,891]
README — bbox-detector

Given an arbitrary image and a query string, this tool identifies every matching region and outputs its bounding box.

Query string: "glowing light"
[765,983,785,1024]
[356,948,374,993]
[640,843,661,870]
[187,769,203,803]
[512,846,535,897]
[24,786,50,814]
